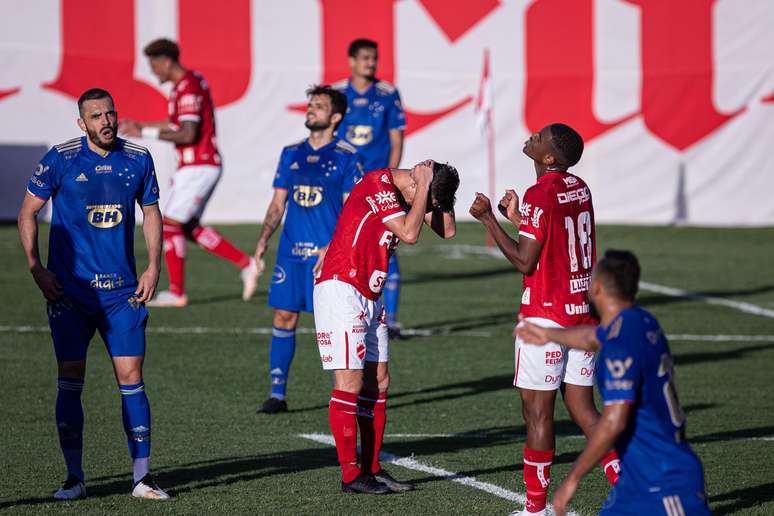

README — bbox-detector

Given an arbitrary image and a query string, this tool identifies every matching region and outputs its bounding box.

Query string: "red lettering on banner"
[525,0,633,143]
[178,0,251,107]
[417,0,500,43]
[628,0,742,150]
[0,87,20,103]
[44,0,167,120]
[290,0,482,137]
[764,93,774,104]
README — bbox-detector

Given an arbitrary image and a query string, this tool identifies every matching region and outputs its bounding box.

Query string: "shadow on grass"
[0,446,335,509]
[675,342,774,367]
[186,291,267,306]
[711,481,774,515]
[639,283,774,309]
[402,266,517,286]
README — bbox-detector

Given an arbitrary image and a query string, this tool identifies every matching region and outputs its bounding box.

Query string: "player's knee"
[273,310,298,329]
[334,371,363,393]
[58,360,86,380]
[181,218,200,240]
[522,401,553,428]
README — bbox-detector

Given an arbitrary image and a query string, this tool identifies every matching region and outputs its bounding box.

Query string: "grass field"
[2,222,774,515]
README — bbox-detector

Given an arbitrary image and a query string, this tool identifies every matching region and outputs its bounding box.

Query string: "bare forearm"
[142,208,163,269]
[481,214,531,273]
[543,326,600,352]
[18,211,42,270]
[259,203,285,243]
[401,184,430,243]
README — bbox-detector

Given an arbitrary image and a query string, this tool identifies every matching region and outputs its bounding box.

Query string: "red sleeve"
[363,171,406,223]
[176,82,204,122]
[518,184,551,242]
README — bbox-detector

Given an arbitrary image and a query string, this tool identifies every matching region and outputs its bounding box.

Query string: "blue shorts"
[268,257,317,313]
[600,487,710,516]
[47,294,149,362]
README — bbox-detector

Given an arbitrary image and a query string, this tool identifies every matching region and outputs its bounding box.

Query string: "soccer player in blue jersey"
[516,250,710,516]
[254,85,364,414]
[333,39,406,336]
[17,88,170,500]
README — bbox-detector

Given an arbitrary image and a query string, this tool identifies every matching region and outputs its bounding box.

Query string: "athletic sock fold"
[523,447,554,513]
[56,377,85,481]
[268,327,296,400]
[329,389,360,483]
[119,382,151,465]
[357,391,387,474]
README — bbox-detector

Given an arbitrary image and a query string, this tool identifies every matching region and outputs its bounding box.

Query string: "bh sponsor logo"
[345,125,373,146]
[87,204,123,228]
[565,302,590,315]
[293,185,323,207]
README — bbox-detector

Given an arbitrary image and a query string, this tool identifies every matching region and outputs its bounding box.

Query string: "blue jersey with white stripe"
[273,138,363,261]
[27,137,159,302]
[333,79,406,170]
[597,307,706,496]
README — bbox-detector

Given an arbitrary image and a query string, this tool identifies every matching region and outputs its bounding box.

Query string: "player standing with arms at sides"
[253,85,364,414]
[314,160,458,494]
[333,39,406,337]
[517,251,710,516]
[469,123,620,516]
[17,89,169,500]
[120,38,259,307]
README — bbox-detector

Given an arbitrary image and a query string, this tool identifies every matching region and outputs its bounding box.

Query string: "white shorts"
[313,280,389,370]
[163,165,221,222]
[514,317,596,390]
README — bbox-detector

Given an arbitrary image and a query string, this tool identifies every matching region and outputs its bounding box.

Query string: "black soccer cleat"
[341,473,391,495]
[256,397,288,414]
[374,468,415,492]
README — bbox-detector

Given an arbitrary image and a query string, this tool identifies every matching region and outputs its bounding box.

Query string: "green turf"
[1,222,773,515]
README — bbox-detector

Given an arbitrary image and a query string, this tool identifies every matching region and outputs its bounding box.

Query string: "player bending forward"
[314,160,458,494]
[470,123,620,516]
[517,251,710,516]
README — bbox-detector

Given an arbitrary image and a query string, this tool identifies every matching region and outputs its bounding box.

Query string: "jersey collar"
[304,138,337,153]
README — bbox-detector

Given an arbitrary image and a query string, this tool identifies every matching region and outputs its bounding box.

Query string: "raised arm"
[121,120,200,146]
[18,193,62,300]
[383,163,432,244]
[255,188,289,261]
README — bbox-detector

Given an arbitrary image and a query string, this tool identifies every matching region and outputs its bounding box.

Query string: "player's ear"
[331,112,343,127]
[77,117,87,132]
[543,153,555,166]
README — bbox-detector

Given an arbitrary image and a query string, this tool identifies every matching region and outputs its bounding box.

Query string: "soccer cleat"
[256,397,288,414]
[146,290,188,308]
[508,509,546,516]
[241,258,263,301]
[54,475,86,500]
[374,468,415,492]
[132,474,170,500]
[341,473,391,495]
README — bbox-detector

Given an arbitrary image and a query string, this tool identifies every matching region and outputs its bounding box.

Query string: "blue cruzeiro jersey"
[596,306,706,497]
[27,136,160,303]
[333,79,406,171]
[272,138,364,261]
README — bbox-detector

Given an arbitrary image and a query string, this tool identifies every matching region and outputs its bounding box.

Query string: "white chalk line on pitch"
[3,325,774,344]
[298,432,580,516]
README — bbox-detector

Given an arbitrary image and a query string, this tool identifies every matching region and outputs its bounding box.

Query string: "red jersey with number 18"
[518,171,596,327]
[316,168,405,300]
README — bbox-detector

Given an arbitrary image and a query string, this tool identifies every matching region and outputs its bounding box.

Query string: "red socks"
[600,450,621,485]
[357,391,387,474]
[523,447,554,513]
[192,226,250,269]
[329,390,360,483]
[162,223,186,296]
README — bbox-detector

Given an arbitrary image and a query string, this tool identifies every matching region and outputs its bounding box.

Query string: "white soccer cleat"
[146,290,189,308]
[132,474,170,500]
[54,475,86,500]
[241,257,264,301]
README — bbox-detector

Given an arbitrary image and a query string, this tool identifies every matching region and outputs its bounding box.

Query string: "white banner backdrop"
[1,0,773,225]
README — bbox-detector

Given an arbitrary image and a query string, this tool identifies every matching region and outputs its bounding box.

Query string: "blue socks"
[56,378,85,481]
[384,254,401,326]
[119,382,151,483]
[269,327,296,400]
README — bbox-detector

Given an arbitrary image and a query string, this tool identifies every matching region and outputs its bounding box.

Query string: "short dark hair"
[306,84,348,130]
[348,38,378,58]
[429,162,460,212]
[595,250,641,301]
[144,38,180,61]
[77,88,113,115]
[549,123,584,167]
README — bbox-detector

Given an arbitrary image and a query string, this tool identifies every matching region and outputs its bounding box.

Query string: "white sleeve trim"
[603,399,635,406]
[519,230,537,240]
[178,114,201,122]
[382,211,406,223]
[27,188,50,201]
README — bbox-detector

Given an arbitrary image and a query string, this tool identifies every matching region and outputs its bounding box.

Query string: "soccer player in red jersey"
[314,160,458,494]
[469,124,620,516]
[120,39,259,307]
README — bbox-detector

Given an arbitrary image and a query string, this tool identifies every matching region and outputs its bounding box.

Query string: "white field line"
[298,432,579,516]
[381,433,774,443]
[3,325,774,344]
[639,281,774,319]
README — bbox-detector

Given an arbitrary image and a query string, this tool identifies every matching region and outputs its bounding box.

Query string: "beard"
[305,119,331,131]
[87,125,117,151]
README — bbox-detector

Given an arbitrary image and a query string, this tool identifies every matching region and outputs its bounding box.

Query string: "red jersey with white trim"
[518,171,596,327]
[317,168,405,300]
[169,70,220,168]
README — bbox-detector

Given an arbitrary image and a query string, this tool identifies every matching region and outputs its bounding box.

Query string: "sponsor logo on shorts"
[321,354,334,363]
[545,374,561,384]
[90,273,125,291]
[565,302,590,315]
[569,274,591,294]
[580,367,594,377]
[351,325,367,334]
[356,343,366,360]
[86,204,123,228]
[545,350,563,366]
[272,265,287,284]
[357,310,367,321]
[317,331,332,346]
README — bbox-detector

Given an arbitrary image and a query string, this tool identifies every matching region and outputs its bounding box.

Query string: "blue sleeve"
[387,90,406,131]
[599,317,642,405]
[27,148,60,200]
[273,149,290,190]
[138,154,160,205]
[342,154,365,193]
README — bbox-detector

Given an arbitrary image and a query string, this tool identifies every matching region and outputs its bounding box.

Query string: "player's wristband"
[141,127,160,139]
